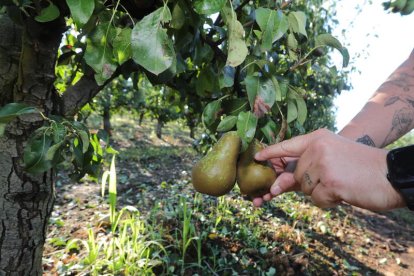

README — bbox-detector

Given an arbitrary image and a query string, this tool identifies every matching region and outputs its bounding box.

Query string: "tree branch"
[200,34,226,62]
[235,0,251,13]
[59,60,139,117]
[234,66,243,97]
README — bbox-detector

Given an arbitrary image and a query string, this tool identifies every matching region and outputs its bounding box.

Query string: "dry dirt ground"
[43,119,414,275]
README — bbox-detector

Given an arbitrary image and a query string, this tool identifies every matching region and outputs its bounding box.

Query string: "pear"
[237,139,277,197]
[191,131,241,196]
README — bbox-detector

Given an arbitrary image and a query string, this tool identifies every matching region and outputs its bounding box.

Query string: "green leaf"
[222,98,248,116]
[131,7,176,75]
[237,111,258,151]
[196,67,219,96]
[202,100,222,127]
[288,11,307,38]
[219,66,235,88]
[340,47,350,67]
[296,97,307,125]
[52,122,66,143]
[171,3,185,29]
[261,120,278,144]
[287,100,298,123]
[35,3,60,22]
[315,33,342,49]
[245,75,276,110]
[314,34,349,67]
[84,23,117,85]
[226,17,248,67]
[113,27,132,65]
[108,155,117,224]
[255,8,288,51]
[217,116,237,132]
[72,138,84,168]
[193,0,226,15]
[287,33,298,50]
[66,0,94,26]
[270,76,282,101]
[24,134,53,174]
[78,130,90,154]
[245,74,259,109]
[0,103,38,123]
[46,141,64,161]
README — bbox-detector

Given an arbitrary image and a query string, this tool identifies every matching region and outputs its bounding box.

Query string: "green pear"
[237,139,277,197]
[191,131,241,196]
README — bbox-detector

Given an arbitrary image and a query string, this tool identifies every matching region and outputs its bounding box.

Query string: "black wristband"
[400,187,414,211]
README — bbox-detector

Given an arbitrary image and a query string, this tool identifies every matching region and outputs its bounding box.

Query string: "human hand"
[251,157,298,207]
[254,129,405,211]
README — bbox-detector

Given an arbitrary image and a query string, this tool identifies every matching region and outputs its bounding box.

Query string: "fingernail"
[271,184,282,196]
[254,153,261,160]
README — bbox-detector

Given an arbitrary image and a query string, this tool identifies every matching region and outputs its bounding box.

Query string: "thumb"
[270,172,297,196]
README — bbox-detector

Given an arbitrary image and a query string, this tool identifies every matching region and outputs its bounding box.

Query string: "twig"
[281,0,293,9]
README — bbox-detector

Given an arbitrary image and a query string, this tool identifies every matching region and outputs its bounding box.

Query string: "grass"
[43,114,414,275]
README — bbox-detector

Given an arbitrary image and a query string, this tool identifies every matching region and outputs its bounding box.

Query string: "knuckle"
[315,128,331,137]
[321,171,337,188]
[311,137,328,152]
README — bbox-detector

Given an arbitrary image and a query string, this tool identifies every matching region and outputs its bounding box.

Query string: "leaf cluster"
[1,0,352,164]
[0,103,114,178]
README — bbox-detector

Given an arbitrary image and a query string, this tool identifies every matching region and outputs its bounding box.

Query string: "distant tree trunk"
[103,105,112,136]
[189,126,195,139]
[0,15,63,274]
[187,117,196,139]
[156,117,163,139]
[139,111,145,125]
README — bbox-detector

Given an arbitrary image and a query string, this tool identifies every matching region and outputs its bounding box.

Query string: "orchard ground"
[43,115,414,275]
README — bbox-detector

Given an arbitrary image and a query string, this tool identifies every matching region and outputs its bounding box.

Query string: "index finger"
[255,131,318,161]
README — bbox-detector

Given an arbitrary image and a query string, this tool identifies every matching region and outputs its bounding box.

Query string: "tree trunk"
[139,111,145,125]
[0,14,64,274]
[186,117,196,139]
[156,117,163,139]
[103,105,112,136]
[0,136,55,275]
[189,126,195,139]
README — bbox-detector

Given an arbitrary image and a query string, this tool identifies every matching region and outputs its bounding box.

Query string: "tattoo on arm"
[384,96,401,107]
[382,108,414,147]
[384,95,414,108]
[356,135,376,147]
[379,73,414,92]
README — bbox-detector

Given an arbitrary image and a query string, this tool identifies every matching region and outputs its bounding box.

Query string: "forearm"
[339,49,414,147]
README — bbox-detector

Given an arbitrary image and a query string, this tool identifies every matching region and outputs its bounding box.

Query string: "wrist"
[386,145,414,210]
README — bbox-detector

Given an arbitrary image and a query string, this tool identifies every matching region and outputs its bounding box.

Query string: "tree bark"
[189,126,195,139]
[0,136,54,275]
[156,117,163,139]
[103,105,112,136]
[139,111,145,125]
[0,15,64,275]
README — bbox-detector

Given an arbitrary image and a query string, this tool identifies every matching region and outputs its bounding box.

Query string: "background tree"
[137,77,183,139]
[90,75,145,135]
[0,0,355,273]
